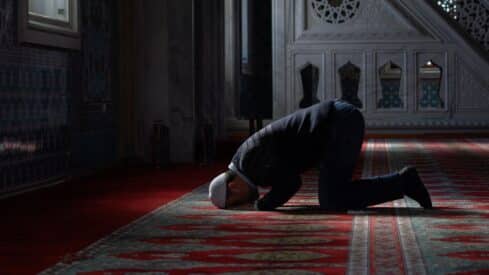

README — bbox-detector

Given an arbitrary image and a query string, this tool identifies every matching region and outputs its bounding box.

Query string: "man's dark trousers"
[319,100,404,210]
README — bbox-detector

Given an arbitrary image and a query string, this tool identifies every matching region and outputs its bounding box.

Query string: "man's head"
[208,170,256,209]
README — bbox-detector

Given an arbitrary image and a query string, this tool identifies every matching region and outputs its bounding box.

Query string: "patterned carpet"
[41,139,489,274]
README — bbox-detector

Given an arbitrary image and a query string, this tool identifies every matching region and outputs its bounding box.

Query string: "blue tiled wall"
[0,0,117,192]
[420,79,444,109]
[378,79,403,109]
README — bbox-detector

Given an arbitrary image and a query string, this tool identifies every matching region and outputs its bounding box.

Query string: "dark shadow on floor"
[273,205,483,217]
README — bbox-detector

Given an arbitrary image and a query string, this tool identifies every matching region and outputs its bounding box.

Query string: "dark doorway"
[239,0,273,134]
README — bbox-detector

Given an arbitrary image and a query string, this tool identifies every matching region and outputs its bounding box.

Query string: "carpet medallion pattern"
[42,139,489,274]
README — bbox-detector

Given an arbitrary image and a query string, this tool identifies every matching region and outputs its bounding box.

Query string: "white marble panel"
[273,0,489,130]
[297,0,435,43]
[456,59,489,112]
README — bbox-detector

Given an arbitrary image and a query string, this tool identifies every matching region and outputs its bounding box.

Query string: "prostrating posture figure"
[209,100,433,211]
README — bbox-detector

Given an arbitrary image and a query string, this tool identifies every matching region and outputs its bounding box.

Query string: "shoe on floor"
[400,166,433,209]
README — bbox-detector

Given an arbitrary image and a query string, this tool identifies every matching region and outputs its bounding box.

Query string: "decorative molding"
[435,0,489,51]
[310,0,361,24]
[297,32,435,43]
[457,0,489,51]
[295,0,437,43]
[366,120,489,128]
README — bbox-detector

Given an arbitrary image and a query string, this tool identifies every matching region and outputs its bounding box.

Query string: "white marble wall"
[273,0,489,130]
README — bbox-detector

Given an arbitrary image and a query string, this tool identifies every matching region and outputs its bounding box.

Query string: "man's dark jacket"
[229,100,335,210]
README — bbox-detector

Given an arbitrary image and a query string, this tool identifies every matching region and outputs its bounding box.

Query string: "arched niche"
[299,63,320,109]
[338,61,362,108]
[419,60,444,109]
[378,61,403,109]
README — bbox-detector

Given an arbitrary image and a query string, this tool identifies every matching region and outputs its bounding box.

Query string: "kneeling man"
[209,100,432,211]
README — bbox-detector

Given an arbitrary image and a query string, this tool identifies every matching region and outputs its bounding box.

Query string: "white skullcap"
[208,172,229,209]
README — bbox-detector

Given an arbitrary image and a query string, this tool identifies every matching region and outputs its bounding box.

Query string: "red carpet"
[0,164,226,275]
[3,138,489,274]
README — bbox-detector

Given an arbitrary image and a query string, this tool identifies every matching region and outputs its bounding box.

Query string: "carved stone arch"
[299,62,320,109]
[419,60,444,109]
[378,61,403,109]
[338,61,362,108]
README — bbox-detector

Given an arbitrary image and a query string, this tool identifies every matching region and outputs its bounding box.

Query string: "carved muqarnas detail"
[419,60,444,109]
[311,0,361,24]
[378,61,403,109]
[458,0,489,51]
[339,61,362,108]
[436,0,489,51]
[299,63,320,109]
